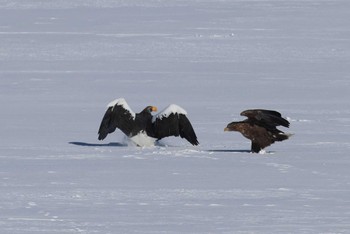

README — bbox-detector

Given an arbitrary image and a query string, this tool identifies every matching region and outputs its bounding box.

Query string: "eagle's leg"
[251,142,262,153]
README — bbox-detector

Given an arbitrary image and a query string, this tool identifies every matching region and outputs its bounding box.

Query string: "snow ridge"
[107,98,136,119]
[152,104,187,122]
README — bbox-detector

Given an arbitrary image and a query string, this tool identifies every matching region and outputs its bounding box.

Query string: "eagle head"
[224,122,240,132]
[143,106,158,113]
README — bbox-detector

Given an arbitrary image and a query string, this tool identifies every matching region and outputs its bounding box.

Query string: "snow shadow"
[206,149,252,153]
[69,142,127,147]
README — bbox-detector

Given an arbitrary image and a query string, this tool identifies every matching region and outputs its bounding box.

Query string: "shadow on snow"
[206,149,252,153]
[69,142,127,147]
[206,149,275,154]
[69,142,274,154]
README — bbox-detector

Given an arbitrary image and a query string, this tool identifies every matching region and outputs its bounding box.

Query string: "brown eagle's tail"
[276,132,292,142]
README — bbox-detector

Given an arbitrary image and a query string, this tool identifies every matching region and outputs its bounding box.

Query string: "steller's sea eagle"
[98,98,199,146]
[224,109,291,153]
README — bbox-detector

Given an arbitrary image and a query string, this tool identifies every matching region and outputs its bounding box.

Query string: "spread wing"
[98,98,136,140]
[152,105,199,145]
[241,109,290,128]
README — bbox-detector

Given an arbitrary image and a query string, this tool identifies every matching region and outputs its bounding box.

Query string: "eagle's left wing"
[241,109,290,128]
[152,104,199,145]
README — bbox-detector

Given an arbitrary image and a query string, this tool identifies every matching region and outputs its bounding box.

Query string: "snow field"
[1,0,350,233]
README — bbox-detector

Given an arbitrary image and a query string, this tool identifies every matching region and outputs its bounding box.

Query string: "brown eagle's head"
[224,122,241,132]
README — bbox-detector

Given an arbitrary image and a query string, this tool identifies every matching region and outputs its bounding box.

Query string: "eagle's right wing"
[98,98,136,140]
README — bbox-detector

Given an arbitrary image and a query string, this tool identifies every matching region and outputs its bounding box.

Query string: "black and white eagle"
[224,109,291,153]
[98,98,199,146]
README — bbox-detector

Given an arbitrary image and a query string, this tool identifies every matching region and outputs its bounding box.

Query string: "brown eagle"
[224,109,291,153]
[98,98,199,146]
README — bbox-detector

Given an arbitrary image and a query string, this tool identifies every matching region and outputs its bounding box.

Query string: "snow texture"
[152,104,188,122]
[1,0,350,233]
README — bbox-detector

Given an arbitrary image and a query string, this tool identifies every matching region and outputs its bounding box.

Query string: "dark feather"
[178,114,199,145]
[98,103,136,140]
[225,109,291,153]
[152,113,199,145]
[241,109,290,128]
[98,99,198,146]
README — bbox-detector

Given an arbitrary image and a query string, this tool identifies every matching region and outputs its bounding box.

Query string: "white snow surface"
[1,0,350,233]
[152,104,188,122]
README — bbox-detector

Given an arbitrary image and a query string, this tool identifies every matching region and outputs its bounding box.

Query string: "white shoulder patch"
[152,104,187,122]
[107,98,136,119]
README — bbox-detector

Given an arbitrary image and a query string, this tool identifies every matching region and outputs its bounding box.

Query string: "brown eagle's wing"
[241,109,290,128]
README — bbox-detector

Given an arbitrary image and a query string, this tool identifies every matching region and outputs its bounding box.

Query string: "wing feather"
[178,114,199,145]
[152,105,199,145]
[98,98,136,140]
[241,109,289,128]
